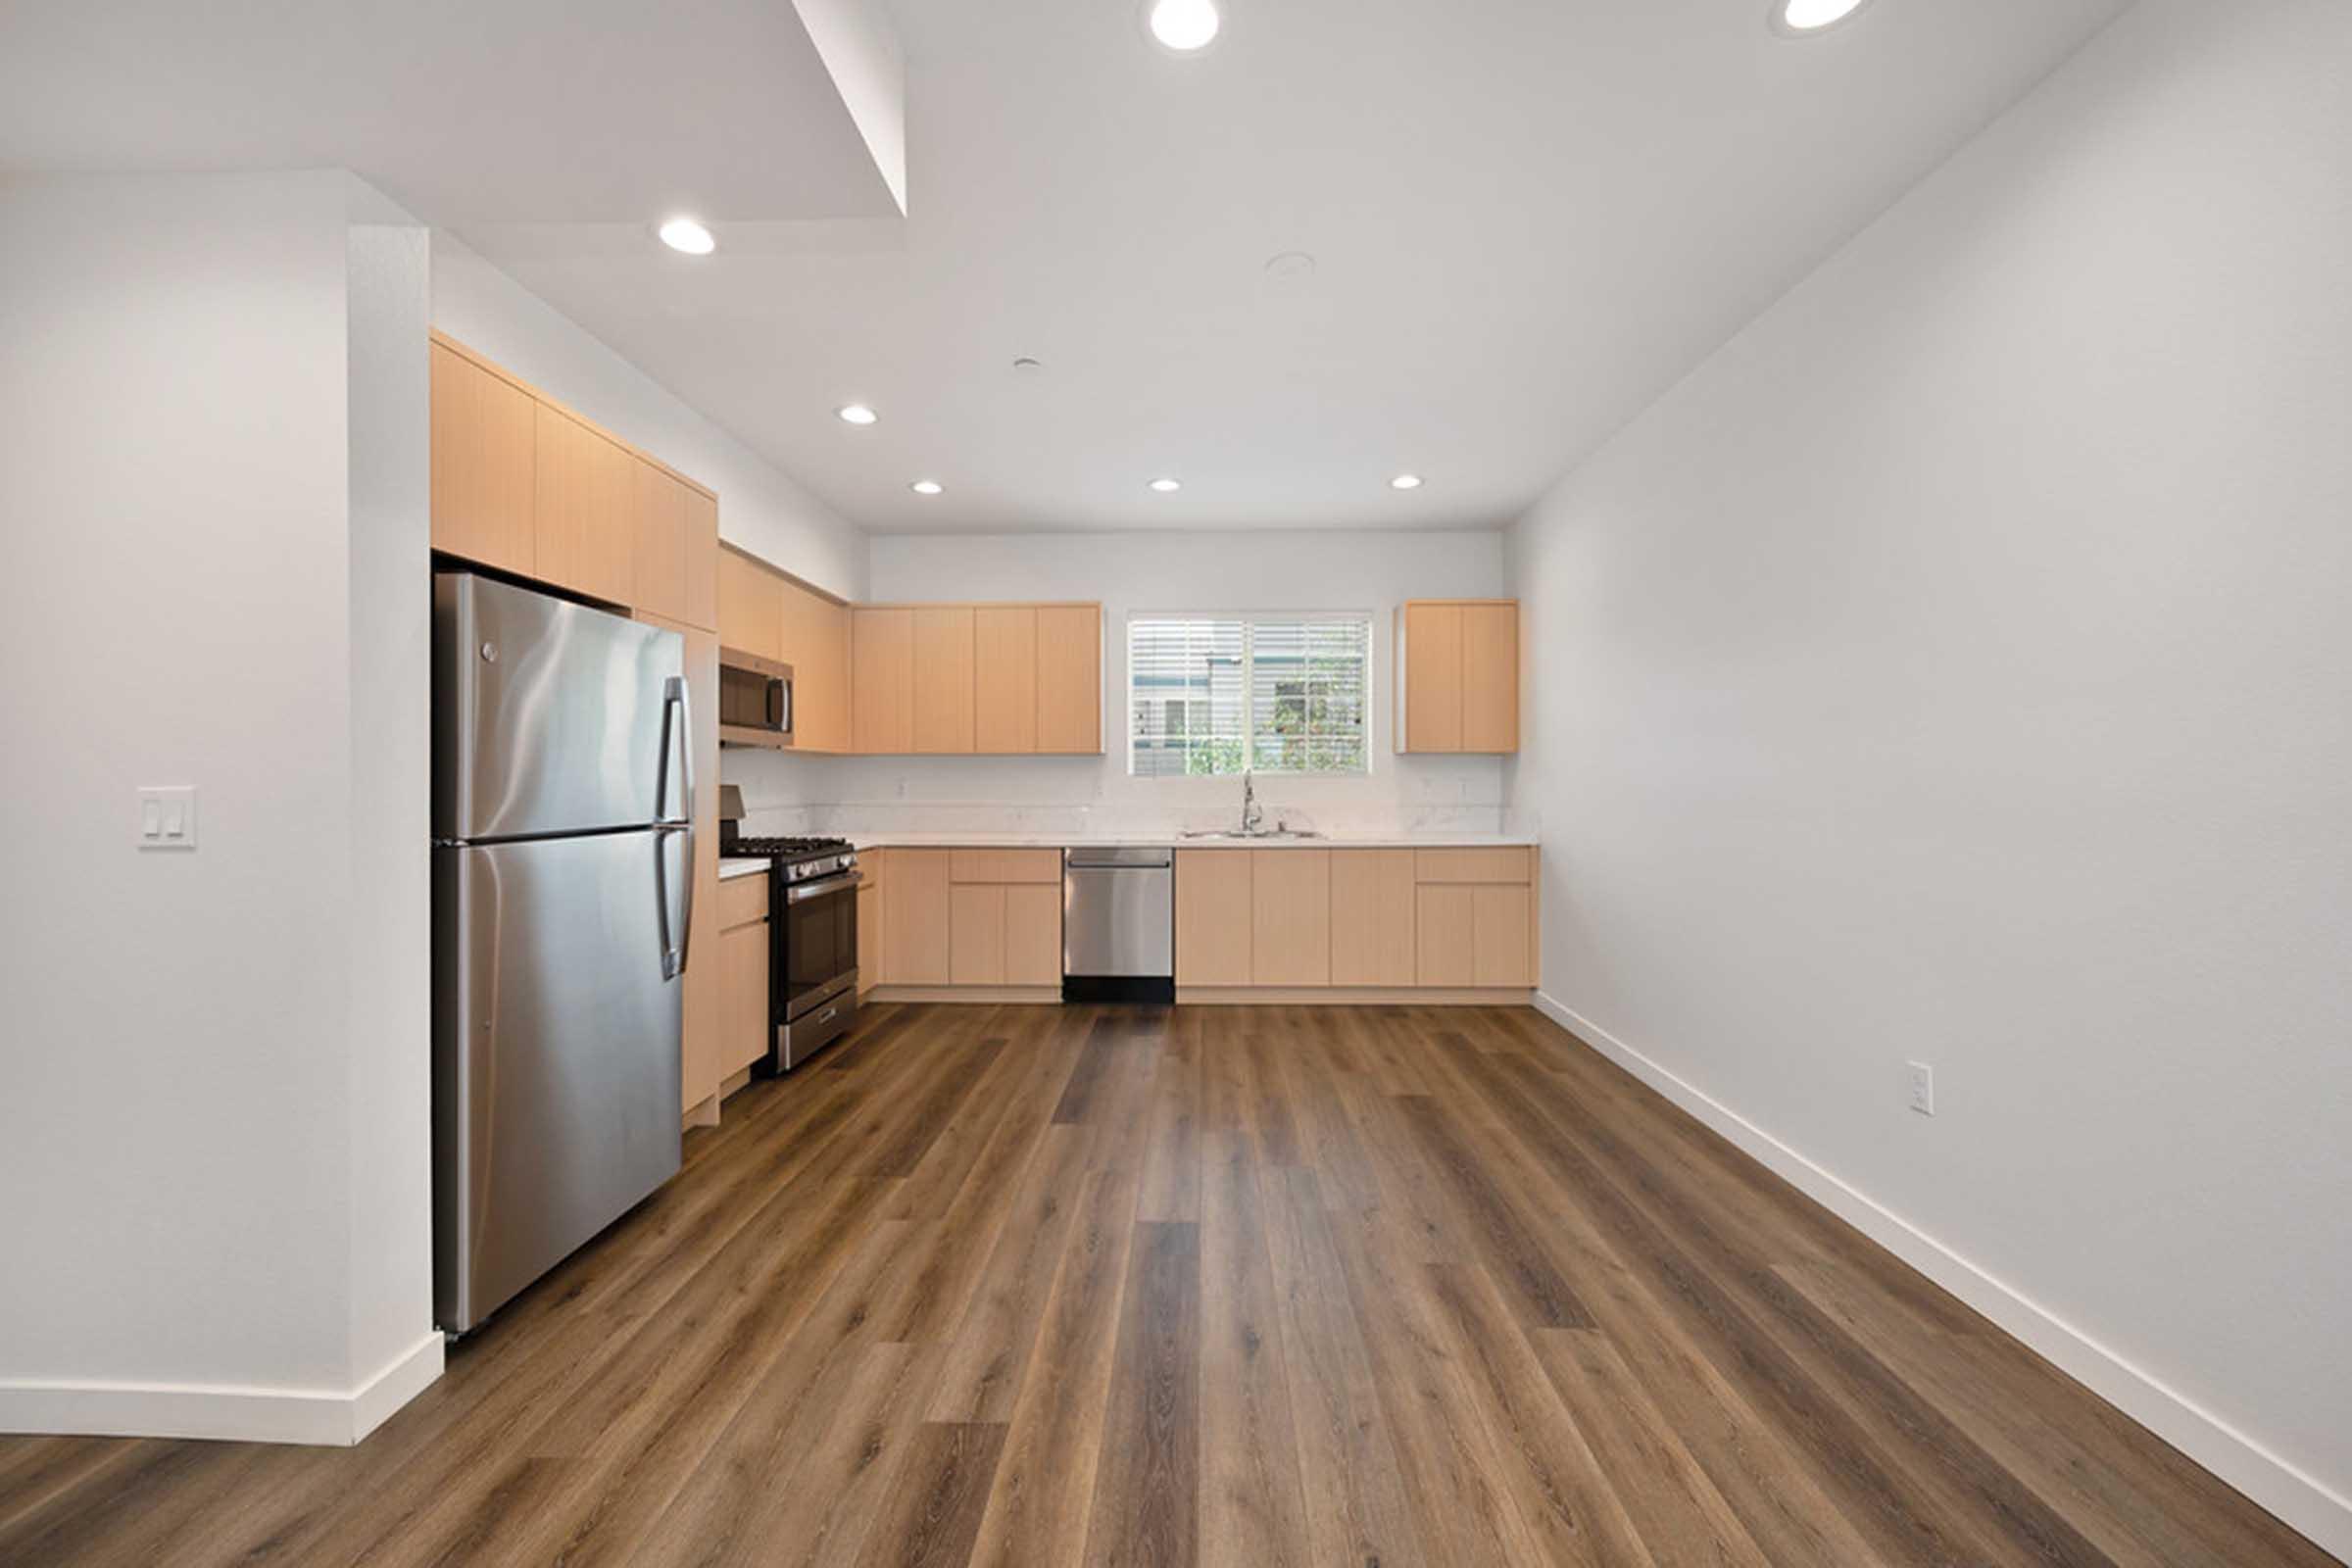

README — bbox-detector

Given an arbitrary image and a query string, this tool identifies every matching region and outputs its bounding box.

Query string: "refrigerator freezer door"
[434,572,685,842]
[433,830,686,1333]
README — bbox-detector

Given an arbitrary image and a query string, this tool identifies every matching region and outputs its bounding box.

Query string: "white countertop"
[846,833,1537,851]
[718,858,772,879]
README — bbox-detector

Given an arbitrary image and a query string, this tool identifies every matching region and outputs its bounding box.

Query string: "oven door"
[776,870,858,1022]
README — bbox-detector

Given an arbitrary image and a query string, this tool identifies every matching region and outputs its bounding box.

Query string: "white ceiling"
[1,0,2132,536]
[0,0,905,221]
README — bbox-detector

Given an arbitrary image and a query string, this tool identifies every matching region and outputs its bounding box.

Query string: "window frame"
[1126,609,1378,780]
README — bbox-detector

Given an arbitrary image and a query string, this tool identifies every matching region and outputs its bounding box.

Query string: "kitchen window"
[1129,613,1372,777]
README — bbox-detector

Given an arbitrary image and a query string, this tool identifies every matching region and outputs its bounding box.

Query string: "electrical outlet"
[1907,1061,1936,1117]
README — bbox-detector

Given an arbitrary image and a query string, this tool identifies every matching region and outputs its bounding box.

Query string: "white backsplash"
[738,797,1506,842]
[730,748,1508,842]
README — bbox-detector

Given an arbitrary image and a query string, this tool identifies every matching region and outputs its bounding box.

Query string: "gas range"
[722,833,858,883]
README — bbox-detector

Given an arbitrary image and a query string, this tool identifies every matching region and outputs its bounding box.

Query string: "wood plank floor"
[0,1004,2334,1568]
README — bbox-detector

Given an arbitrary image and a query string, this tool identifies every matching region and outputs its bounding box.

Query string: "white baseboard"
[0,1329,443,1448]
[1531,991,2352,1564]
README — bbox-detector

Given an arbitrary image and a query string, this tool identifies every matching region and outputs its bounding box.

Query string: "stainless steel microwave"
[718,649,793,745]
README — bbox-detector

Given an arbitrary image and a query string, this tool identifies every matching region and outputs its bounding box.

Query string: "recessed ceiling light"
[1148,477,1183,493]
[837,404,879,426]
[1771,0,1871,36]
[1390,473,1424,491]
[657,217,714,255]
[1146,0,1221,53]
[909,479,944,496]
[1012,356,1043,372]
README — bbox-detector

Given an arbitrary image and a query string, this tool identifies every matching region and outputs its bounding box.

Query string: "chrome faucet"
[1240,769,1263,835]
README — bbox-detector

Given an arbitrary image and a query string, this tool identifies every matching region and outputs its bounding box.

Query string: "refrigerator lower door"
[433,830,686,1333]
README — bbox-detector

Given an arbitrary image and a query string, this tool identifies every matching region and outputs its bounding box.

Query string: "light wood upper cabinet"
[681,486,719,633]
[912,607,976,754]
[1461,602,1519,753]
[429,341,536,576]
[1396,599,1519,755]
[1036,605,1103,754]
[433,334,719,631]
[533,403,636,608]
[884,847,952,984]
[1330,849,1416,987]
[974,607,1039,755]
[852,608,914,754]
[630,461,687,629]
[630,464,718,634]
[718,548,783,662]
[778,575,851,754]
[1176,850,1254,986]
[1251,849,1331,987]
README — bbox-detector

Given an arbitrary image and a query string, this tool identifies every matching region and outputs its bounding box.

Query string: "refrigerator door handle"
[656,824,692,980]
[662,673,695,979]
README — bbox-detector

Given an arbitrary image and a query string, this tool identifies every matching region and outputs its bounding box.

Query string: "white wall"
[1505,0,2352,1552]
[431,234,867,601]
[0,171,440,1444]
[727,529,1509,836]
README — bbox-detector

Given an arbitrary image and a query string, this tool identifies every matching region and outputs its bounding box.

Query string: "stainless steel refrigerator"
[431,571,693,1334]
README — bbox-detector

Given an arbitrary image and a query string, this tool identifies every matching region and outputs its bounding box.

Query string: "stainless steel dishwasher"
[1062,847,1175,1003]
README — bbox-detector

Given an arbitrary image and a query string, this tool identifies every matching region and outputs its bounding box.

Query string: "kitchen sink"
[1176,827,1325,841]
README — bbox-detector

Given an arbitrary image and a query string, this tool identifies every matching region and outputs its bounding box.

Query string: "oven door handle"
[784,870,861,905]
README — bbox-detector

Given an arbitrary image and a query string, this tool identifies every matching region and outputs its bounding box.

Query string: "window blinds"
[1129,614,1370,777]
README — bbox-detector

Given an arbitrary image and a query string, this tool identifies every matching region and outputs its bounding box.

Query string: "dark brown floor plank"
[1258,1166,1431,1568]
[1198,1130,1311,1568]
[1082,1219,1201,1568]
[966,1166,1142,1568]
[854,1421,1007,1568]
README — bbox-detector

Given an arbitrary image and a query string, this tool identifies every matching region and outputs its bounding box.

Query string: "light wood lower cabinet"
[882,848,952,984]
[857,853,883,997]
[1178,843,1538,997]
[1250,849,1330,986]
[871,847,1061,992]
[717,887,770,1082]
[1415,884,1534,988]
[1004,884,1062,986]
[1330,849,1417,986]
[1176,850,1254,986]
[949,885,1005,986]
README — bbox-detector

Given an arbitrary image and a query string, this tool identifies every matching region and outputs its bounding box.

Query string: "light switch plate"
[138,786,198,851]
